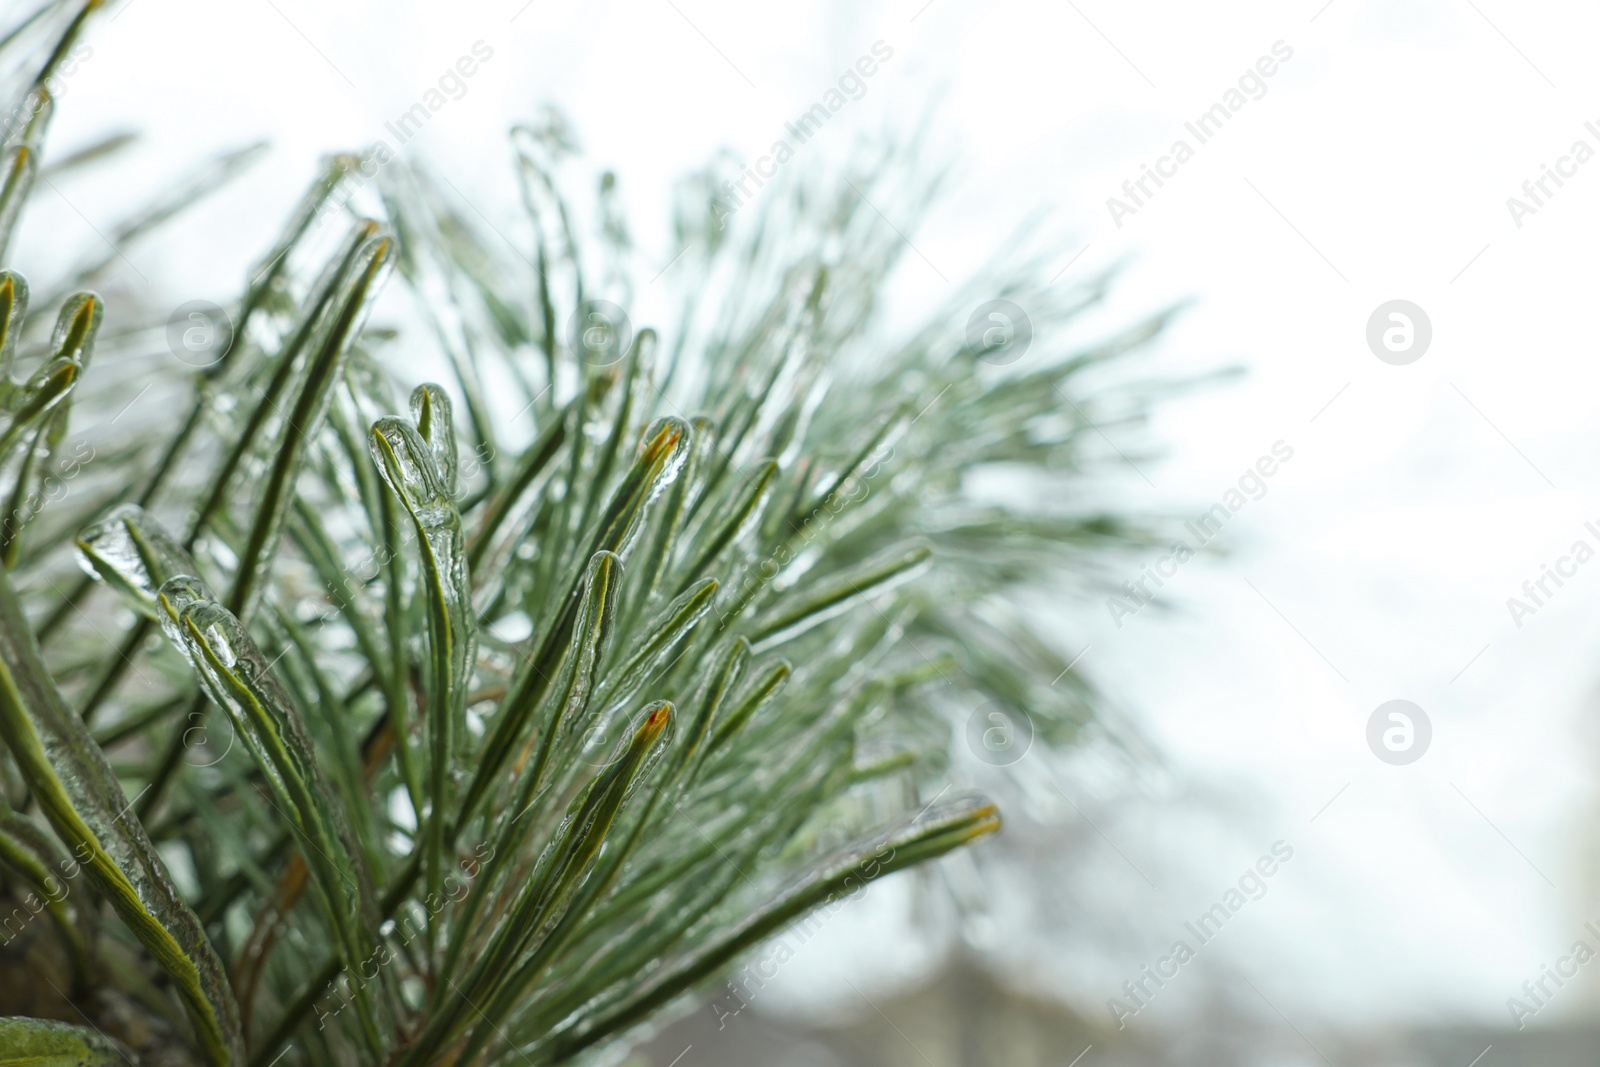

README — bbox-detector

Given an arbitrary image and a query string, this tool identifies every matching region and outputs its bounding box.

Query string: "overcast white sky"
[38,0,1600,1040]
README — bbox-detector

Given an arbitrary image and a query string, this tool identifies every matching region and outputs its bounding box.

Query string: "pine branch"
[0,4,1183,1066]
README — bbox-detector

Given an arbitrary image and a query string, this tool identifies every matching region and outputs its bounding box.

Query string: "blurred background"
[25,0,1600,1063]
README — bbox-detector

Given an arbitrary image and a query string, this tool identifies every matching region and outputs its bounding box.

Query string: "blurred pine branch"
[0,2,1188,1065]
